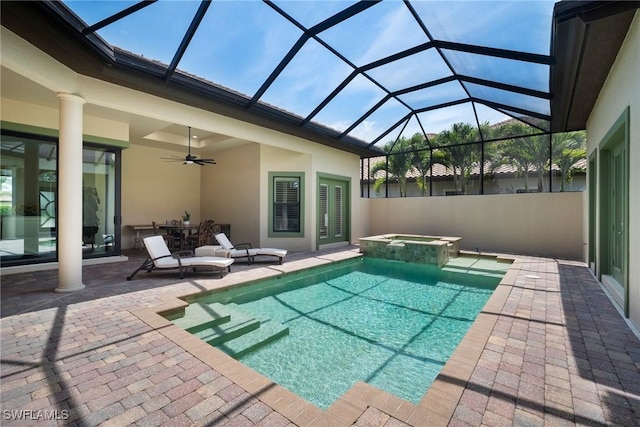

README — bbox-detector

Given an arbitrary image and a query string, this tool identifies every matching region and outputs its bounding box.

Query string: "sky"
[63,0,556,147]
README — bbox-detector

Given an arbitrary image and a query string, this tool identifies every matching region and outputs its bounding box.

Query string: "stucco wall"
[121,144,202,249]
[1,98,128,142]
[200,143,261,247]
[259,145,313,251]
[257,142,366,252]
[3,27,370,254]
[586,11,640,329]
[368,192,584,260]
[310,144,369,247]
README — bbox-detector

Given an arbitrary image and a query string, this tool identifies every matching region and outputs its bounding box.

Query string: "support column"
[56,93,86,292]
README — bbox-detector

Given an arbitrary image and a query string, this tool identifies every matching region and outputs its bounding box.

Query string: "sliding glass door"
[1,130,120,266]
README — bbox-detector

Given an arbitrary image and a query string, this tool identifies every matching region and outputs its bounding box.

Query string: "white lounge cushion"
[214,233,235,250]
[178,256,234,269]
[195,245,228,257]
[230,248,258,258]
[144,235,232,269]
[214,232,287,264]
[213,233,258,260]
[127,235,234,281]
[255,248,287,258]
[196,246,261,265]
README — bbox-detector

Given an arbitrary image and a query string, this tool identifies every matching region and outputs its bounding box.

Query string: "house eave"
[0,1,383,158]
[550,1,639,133]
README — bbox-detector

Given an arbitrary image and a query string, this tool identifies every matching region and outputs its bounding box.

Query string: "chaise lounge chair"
[213,232,287,265]
[126,235,234,280]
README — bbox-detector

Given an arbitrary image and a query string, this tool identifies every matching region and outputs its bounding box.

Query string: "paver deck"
[1,248,639,426]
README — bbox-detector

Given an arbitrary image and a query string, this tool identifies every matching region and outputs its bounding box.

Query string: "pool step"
[173,302,289,355]
[193,304,260,346]
[171,302,231,333]
[218,320,289,358]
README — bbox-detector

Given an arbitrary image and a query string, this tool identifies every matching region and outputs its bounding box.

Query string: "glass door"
[609,143,626,287]
[1,133,58,263]
[598,109,629,317]
[82,147,119,257]
[318,176,349,246]
[1,130,120,266]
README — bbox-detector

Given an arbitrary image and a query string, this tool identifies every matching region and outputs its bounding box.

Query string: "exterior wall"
[586,11,640,329]
[1,98,128,142]
[310,144,369,248]
[121,144,201,249]
[260,145,313,251]
[368,192,584,260]
[2,27,369,254]
[200,143,261,247]
[257,141,366,252]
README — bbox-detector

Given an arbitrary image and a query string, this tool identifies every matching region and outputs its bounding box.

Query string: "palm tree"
[433,122,481,194]
[497,121,549,192]
[552,131,586,191]
[369,138,413,197]
[407,133,434,196]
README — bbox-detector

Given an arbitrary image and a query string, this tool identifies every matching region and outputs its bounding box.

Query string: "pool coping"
[131,251,519,426]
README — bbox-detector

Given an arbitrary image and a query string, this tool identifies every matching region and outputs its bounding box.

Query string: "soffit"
[551,1,639,132]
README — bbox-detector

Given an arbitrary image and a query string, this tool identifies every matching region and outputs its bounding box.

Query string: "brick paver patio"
[1,248,639,426]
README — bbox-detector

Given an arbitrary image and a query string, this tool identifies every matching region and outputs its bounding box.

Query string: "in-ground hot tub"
[358,234,461,267]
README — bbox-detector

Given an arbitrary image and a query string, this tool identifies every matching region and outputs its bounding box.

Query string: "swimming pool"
[170,256,509,409]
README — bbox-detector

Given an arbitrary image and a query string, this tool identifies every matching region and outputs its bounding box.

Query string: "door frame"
[588,150,597,273]
[316,173,350,249]
[597,107,630,316]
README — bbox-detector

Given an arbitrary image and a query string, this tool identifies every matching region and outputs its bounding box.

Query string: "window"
[269,172,304,237]
[273,176,300,232]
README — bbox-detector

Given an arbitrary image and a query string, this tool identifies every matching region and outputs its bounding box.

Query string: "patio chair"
[185,219,214,249]
[126,235,234,280]
[214,232,287,264]
[152,221,178,250]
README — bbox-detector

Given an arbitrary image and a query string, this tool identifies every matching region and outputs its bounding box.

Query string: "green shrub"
[0,204,14,216]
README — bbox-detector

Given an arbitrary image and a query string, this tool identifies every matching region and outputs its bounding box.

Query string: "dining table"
[158,223,200,251]
[127,224,155,250]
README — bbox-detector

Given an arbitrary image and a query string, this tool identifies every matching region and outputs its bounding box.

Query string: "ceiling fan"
[161,126,216,165]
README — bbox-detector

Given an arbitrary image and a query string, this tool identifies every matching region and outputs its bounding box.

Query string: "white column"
[55,93,86,292]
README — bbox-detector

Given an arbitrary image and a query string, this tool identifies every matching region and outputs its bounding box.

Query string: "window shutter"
[334,185,342,238]
[319,184,328,238]
[273,177,300,232]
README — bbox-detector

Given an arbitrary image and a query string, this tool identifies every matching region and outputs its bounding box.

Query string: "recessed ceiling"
[1,64,239,153]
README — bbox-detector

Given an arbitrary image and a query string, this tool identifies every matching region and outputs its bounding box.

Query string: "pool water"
[181,257,507,409]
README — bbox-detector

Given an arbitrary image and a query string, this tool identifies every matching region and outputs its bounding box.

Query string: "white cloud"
[347,120,383,142]
[357,3,427,65]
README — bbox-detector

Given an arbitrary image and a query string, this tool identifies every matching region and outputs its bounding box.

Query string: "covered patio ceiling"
[1,1,637,157]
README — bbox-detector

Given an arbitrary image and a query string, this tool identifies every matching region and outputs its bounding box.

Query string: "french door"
[609,143,626,287]
[318,177,349,246]
[598,109,629,316]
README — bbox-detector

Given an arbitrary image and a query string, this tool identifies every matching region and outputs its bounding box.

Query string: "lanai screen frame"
[40,0,554,157]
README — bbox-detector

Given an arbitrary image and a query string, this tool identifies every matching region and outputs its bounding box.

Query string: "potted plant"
[182,210,191,226]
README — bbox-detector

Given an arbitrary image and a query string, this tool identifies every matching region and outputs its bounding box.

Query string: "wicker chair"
[186,219,214,249]
[152,221,178,251]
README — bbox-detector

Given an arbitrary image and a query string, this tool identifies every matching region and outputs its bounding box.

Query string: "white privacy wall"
[368,192,584,260]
